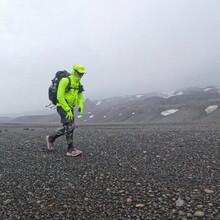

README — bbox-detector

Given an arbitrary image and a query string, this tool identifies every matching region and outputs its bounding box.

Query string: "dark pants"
[48,106,75,152]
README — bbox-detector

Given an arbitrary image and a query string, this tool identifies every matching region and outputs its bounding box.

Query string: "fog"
[0,0,220,114]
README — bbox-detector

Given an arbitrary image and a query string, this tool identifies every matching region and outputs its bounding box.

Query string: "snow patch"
[162,91,174,98]
[136,95,144,98]
[162,90,184,98]
[174,91,184,96]
[77,115,83,118]
[119,113,123,116]
[205,105,218,114]
[132,112,135,115]
[204,88,212,92]
[89,115,94,119]
[103,115,106,118]
[96,101,102,106]
[160,93,170,98]
[161,109,179,116]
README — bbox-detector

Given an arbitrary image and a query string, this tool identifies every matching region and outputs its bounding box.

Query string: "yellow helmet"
[73,64,86,74]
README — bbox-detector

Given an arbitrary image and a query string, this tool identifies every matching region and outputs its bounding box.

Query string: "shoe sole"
[46,135,53,150]
[66,151,83,157]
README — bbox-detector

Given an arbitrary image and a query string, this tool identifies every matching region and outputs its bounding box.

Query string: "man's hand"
[78,105,84,115]
[66,110,73,120]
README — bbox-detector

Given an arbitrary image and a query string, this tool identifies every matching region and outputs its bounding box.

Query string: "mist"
[0,0,220,114]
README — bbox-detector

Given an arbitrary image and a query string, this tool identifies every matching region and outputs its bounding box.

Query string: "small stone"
[197,205,203,209]
[158,197,163,202]
[149,194,154,198]
[187,213,193,218]
[204,189,214,194]
[176,198,185,207]
[47,204,54,208]
[3,199,14,205]
[28,191,33,196]
[136,203,145,208]
[127,198,132,203]
[172,209,176,214]
[178,210,185,216]
[194,211,205,217]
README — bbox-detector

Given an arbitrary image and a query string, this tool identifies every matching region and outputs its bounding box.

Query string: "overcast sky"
[0,0,220,114]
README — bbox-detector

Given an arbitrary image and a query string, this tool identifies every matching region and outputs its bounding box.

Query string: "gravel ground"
[0,123,219,219]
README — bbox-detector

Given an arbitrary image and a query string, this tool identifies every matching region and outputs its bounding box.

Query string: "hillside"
[1,86,220,124]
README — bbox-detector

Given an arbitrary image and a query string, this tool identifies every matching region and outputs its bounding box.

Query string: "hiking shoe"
[46,135,53,150]
[66,150,83,157]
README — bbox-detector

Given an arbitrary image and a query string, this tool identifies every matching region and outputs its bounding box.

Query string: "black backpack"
[48,70,72,105]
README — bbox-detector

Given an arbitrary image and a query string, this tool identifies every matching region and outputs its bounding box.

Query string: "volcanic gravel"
[0,123,219,219]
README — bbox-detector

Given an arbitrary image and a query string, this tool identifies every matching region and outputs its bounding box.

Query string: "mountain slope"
[2,86,220,124]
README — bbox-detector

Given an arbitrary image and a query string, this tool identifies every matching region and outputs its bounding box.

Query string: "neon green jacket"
[56,71,84,113]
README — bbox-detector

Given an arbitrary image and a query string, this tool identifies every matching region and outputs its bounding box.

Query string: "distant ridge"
[1,86,220,124]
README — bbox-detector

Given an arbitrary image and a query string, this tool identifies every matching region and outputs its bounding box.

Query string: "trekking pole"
[45,103,52,108]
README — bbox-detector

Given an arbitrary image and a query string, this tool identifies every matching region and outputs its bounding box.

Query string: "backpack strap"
[66,79,84,93]
[65,76,72,92]
[78,82,84,93]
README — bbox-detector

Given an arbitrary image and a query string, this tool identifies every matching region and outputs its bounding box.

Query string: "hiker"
[46,64,86,157]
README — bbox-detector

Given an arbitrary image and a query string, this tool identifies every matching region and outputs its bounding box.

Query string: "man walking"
[46,64,86,157]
